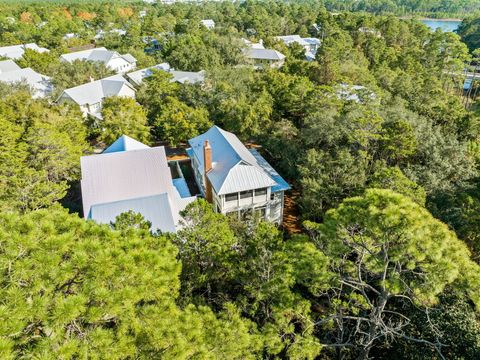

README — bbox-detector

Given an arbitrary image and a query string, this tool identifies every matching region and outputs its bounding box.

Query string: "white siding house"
[57,75,135,119]
[60,47,136,74]
[187,126,290,224]
[80,135,196,233]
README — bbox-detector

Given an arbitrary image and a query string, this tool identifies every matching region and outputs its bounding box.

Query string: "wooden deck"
[282,189,302,235]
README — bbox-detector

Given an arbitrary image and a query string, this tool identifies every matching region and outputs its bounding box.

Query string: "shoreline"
[399,16,463,21]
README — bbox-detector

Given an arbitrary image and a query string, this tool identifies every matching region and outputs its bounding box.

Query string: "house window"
[240,190,253,199]
[254,207,266,218]
[255,188,267,196]
[270,193,276,200]
[225,193,238,202]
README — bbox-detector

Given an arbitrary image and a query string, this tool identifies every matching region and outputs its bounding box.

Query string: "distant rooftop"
[0,43,49,60]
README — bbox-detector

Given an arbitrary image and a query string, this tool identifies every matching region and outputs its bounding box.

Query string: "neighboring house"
[275,35,321,61]
[80,135,196,233]
[336,84,377,103]
[0,43,49,60]
[126,63,205,86]
[187,126,290,224]
[0,60,52,98]
[63,33,78,40]
[60,47,136,74]
[94,29,127,40]
[244,48,286,69]
[242,38,265,49]
[200,19,215,29]
[358,27,382,38]
[57,75,135,119]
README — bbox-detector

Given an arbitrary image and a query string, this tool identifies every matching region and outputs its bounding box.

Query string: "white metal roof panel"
[61,75,133,105]
[0,43,49,60]
[245,48,285,61]
[0,60,21,74]
[89,193,177,233]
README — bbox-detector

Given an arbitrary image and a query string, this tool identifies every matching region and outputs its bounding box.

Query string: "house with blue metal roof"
[187,126,290,224]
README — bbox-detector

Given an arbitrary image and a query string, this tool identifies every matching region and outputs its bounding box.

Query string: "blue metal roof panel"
[249,148,291,192]
[172,178,191,198]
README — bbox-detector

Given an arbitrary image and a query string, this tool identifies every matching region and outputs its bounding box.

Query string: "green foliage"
[0,91,88,212]
[111,210,152,232]
[369,164,427,205]
[152,96,211,146]
[50,60,115,97]
[0,207,264,359]
[458,16,480,51]
[175,200,330,358]
[99,96,150,144]
[305,189,480,358]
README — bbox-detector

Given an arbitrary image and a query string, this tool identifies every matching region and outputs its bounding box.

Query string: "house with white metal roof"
[275,35,321,61]
[126,63,205,87]
[57,74,135,119]
[200,19,215,29]
[0,60,52,98]
[244,47,286,69]
[81,135,196,233]
[0,43,50,60]
[60,47,136,74]
[187,126,290,224]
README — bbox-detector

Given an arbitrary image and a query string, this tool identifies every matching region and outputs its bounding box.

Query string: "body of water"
[421,19,462,32]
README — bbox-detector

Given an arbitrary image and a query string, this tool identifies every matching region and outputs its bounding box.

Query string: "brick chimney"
[203,140,213,203]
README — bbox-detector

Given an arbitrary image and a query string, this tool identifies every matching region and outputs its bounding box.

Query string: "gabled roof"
[89,193,178,233]
[245,48,285,61]
[275,35,309,46]
[103,135,150,154]
[60,75,134,106]
[126,64,205,86]
[188,126,284,195]
[81,137,196,232]
[0,67,52,98]
[0,60,21,74]
[170,70,205,84]
[242,38,265,49]
[61,47,136,65]
[0,43,49,60]
[125,63,171,86]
